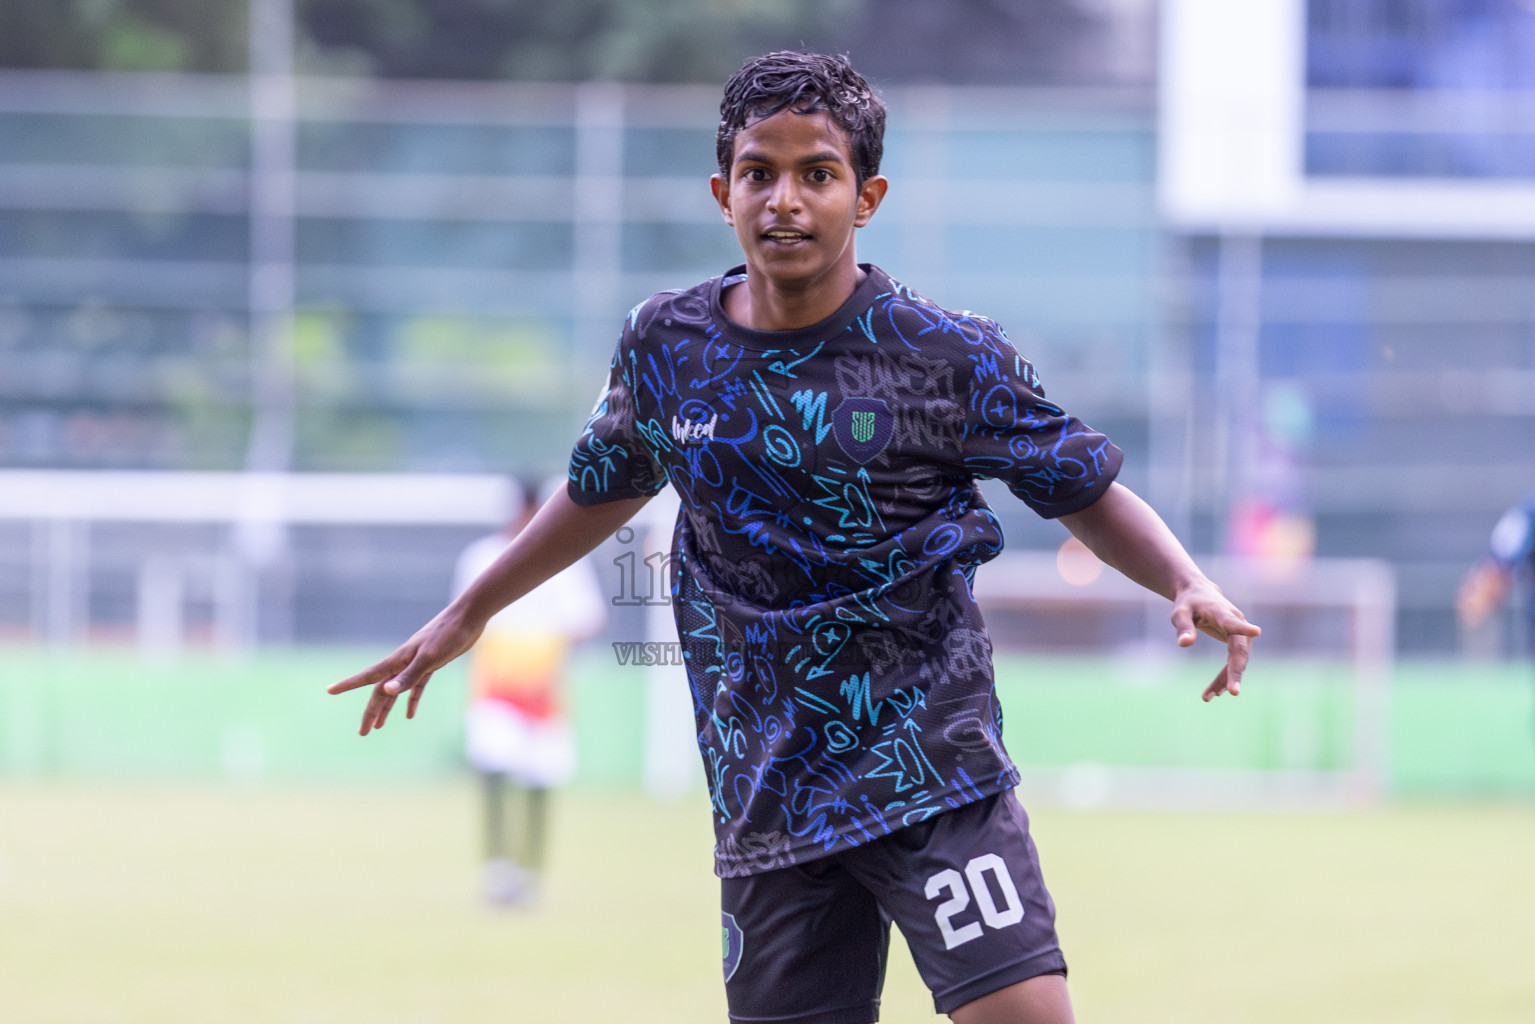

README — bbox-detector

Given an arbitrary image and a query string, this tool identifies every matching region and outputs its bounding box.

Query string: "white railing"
[0,469,512,652]
[975,551,1396,807]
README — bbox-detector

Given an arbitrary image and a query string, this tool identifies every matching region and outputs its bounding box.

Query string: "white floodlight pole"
[572,82,625,423]
[238,0,298,650]
[1212,231,1262,554]
[640,490,699,800]
[247,0,296,476]
[1159,0,1305,554]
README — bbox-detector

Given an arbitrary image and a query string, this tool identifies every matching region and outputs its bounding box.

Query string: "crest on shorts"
[832,397,893,464]
[722,911,744,982]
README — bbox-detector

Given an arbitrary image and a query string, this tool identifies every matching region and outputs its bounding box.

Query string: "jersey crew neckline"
[568,264,1123,877]
[709,263,884,351]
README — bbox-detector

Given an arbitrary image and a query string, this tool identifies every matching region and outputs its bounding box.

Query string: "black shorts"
[720,791,1065,1023]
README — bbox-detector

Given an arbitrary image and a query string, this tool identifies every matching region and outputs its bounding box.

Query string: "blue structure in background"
[1307,0,1535,177]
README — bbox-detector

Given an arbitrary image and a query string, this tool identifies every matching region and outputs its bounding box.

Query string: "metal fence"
[0,71,1159,479]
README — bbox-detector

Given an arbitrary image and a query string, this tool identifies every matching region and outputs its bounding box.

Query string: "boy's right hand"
[327,487,649,736]
[327,609,484,736]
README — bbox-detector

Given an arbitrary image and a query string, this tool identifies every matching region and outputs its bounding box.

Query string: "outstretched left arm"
[1057,482,1261,701]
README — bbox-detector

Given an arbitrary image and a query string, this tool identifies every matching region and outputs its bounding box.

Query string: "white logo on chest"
[671,414,718,444]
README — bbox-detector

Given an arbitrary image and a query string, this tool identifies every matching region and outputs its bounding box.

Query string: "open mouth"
[763,229,812,244]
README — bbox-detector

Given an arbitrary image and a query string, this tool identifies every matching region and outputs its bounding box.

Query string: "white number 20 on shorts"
[924,853,1026,950]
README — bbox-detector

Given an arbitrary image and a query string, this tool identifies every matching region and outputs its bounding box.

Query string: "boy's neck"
[723,262,866,332]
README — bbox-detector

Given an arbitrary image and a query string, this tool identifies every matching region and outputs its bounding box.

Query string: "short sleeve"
[566,323,668,506]
[957,324,1122,519]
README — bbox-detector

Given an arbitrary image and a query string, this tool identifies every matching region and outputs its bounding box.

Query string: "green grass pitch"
[1,783,1533,1022]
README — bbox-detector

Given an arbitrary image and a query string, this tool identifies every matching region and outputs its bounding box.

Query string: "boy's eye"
[808,168,832,182]
[744,167,769,182]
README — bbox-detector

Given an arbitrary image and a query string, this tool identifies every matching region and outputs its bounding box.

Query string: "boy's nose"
[767,179,802,214]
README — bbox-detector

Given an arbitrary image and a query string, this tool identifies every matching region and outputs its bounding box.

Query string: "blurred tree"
[818,0,1124,86]
[299,0,857,81]
[0,0,247,73]
[0,0,1148,86]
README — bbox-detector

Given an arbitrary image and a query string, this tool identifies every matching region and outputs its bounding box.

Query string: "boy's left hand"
[1170,579,1261,701]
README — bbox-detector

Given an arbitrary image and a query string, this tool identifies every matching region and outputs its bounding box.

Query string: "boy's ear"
[854,175,889,228]
[710,173,735,226]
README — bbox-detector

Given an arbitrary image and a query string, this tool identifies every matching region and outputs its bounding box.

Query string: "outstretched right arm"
[327,487,650,735]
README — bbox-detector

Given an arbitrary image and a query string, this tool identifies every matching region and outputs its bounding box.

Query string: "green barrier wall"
[989,654,1535,796]
[0,645,1530,796]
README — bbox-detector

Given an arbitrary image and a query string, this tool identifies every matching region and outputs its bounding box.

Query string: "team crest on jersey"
[722,911,744,981]
[832,397,893,464]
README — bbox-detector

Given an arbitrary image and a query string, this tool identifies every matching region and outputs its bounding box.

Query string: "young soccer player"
[329,51,1260,1024]
[1458,487,1535,673]
[1459,489,1535,624]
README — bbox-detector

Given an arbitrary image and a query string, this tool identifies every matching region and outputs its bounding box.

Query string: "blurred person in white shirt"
[453,477,607,907]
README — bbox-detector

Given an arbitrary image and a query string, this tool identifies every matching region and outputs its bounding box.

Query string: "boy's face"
[710,108,887,295]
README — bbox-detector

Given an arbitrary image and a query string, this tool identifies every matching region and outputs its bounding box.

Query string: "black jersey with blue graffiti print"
[568,264,1122,878]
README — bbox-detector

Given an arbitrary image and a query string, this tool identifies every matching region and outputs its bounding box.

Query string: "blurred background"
[1,2,1534,1021]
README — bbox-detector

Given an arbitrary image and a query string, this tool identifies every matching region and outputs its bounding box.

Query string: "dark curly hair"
[716,51,886,184]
